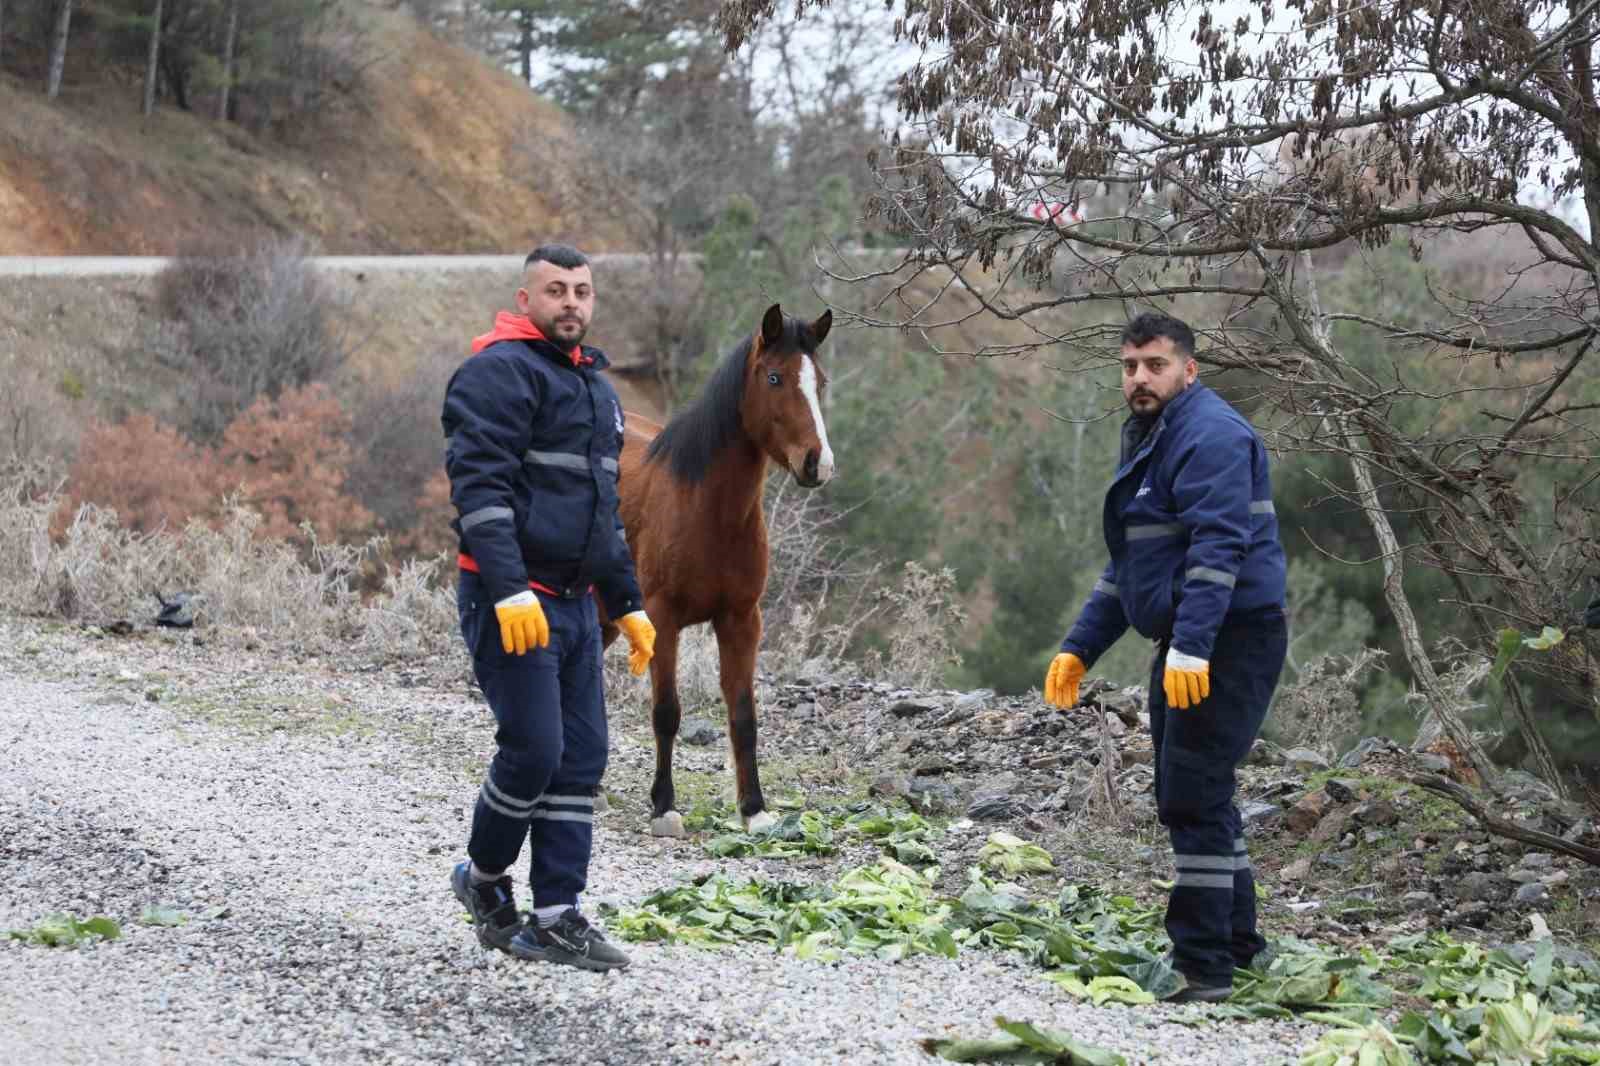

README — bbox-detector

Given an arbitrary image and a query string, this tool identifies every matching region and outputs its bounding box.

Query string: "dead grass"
[0,468,457,660]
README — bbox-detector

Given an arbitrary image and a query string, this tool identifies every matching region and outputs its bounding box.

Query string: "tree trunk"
[217,0,237,121]
[1438,563,1567,797]
[1342,426,1498,787]
[143,0,164,118]
[518,9,532,85]
[46,0,73,100]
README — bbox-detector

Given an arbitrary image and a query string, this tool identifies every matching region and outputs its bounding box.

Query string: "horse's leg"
[647,622,687,838]
[713,605,772,832]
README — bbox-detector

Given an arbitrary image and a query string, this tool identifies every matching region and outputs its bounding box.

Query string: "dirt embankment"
[0,2,625,257]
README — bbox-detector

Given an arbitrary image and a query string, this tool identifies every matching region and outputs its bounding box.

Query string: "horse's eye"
[767,372,781,386]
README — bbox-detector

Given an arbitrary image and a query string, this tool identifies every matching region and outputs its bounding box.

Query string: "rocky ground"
[2,613,1596,1065]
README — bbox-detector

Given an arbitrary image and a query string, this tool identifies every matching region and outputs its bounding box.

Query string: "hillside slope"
[0,3,620,256]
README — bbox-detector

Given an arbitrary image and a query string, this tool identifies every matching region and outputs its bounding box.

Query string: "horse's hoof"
[650,811,686,838]
[744,810,777,833]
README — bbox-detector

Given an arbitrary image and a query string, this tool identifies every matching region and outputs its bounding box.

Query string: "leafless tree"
[719,0,1600,792]
[45,0,72,98]
[216,0,236,121]
[142,0,162,117]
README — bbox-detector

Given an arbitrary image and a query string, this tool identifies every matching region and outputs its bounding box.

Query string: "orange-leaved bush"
[216,383,374,544]
[62,413,224,535]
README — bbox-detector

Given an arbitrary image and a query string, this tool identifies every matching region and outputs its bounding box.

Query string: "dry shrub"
[63,384,372,547]
[404,470,458,557]
[342,347,463,549]
[865,560,967,689]
[62,413,221,535]
[1270,648,1389,760]
[0,360,86,470]
[356,552,459,660]
[218,383,373,543]
[1,466,455,659]
[148,236,352,443]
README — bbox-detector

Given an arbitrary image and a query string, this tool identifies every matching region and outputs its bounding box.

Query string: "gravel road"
[0,619,1314,1065]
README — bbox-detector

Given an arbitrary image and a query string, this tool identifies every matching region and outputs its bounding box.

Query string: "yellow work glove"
[1044,652,1086,709]
[1163,648,1211,710]
[494,590,549,655]
[617,610,656,676]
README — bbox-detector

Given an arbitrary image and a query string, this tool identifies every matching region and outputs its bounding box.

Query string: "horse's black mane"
[646,315,815,482]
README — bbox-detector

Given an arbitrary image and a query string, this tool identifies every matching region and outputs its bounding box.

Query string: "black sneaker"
[509,908,631,971]
[1160,951,1234,1003]
[1167,980,1234,1004]
[450,861,521,953]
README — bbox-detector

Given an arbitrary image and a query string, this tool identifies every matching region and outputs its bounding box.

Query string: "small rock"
[679,717,721,746]
[888,700,935,719]
[1450,901,1493,927]
[1245,739,1281,767]
[1337,736,1396,769]
[1286,791,1330,834]
[906,778,960,814]
[1102,712,1127,737]
[1027,753,1065,770]
[1455,871,1511,902]
[1134,846,1158,864]
[1542,870,1570,889]
[869,773,910,799]
[1515,883,1550,906]
[1032,784,1073,813]
[1310,808,1356,844]
[1241,800,1281,828]
[1280,857,1313,881]
[912,754,955,776]
[1099,687,1144,726]
[1509,869,1543,885]
[967,791,1023,820]
[1124,746,1154,766]
[1351,799,1400,828]
[1519,851,1554,870]
[1317,851,1353,870]
[1361,829,1387,846]
[952,689,995,716]
[1284,747,1331,772]
[1323,778,1361,804]
[1400,891,1434,913]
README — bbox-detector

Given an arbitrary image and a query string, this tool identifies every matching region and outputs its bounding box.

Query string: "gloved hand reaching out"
[1043,652,1086,709]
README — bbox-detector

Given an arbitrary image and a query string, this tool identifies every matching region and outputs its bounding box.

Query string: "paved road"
[0,253,670,277]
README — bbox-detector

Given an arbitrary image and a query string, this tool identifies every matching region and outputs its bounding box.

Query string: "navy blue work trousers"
[1148,611,1287,986]
[458,570,607,908]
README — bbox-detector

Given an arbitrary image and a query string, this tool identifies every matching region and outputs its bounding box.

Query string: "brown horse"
[599,303,834,836]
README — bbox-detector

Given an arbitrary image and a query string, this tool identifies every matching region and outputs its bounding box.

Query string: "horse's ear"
[761,304,784,349]
[811,309,832,349]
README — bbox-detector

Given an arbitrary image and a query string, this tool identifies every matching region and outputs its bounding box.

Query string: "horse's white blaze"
[798,355,834,482]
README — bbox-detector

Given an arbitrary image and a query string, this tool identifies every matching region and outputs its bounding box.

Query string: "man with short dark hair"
[1044,311,1288,1002]
[441,243,656,971]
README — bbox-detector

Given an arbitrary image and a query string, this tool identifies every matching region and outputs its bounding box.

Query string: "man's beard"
[544,316,587,347]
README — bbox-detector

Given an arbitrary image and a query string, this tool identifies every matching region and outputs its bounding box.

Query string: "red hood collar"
[471,312,587,365]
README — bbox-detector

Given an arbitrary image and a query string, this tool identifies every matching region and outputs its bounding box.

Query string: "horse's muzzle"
[796,449,828,488]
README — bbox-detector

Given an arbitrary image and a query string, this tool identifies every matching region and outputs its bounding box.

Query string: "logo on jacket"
[613,401,624,434]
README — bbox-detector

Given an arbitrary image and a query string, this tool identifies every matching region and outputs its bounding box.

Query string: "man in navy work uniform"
[442,243,656,971]
[1044,311,1288,1002]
